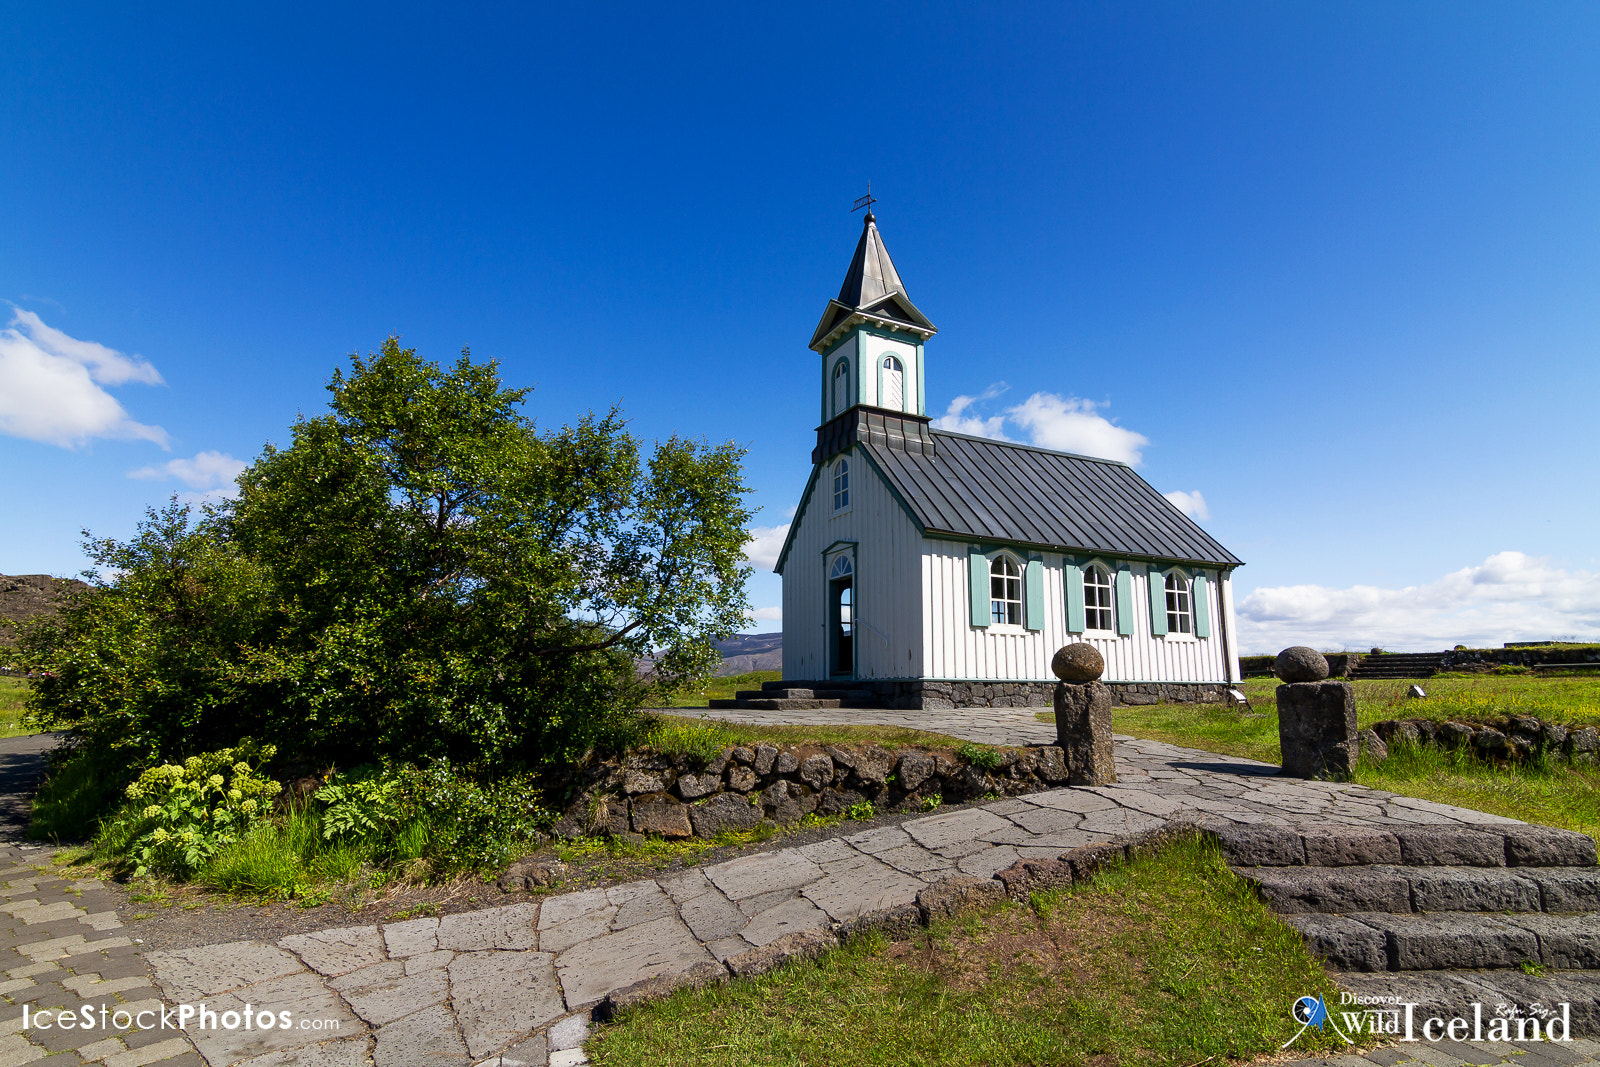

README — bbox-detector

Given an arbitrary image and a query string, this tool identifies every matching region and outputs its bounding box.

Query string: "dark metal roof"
[836,213,906,307]
[859,429,1243,567]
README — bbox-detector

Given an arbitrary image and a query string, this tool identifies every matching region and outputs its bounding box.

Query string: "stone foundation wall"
[1370,715,1598,766]
[555,741,1072,841]
[778,679,1231,710]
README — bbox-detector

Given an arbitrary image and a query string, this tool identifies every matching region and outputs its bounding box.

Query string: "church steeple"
[810,212,938,430]
[809,212,937,354]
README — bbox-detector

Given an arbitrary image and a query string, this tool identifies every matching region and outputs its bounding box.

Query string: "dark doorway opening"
[830,576,853,677]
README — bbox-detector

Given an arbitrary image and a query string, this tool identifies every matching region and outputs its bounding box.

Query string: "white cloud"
[129,450,247,503]
[749,606,782,622]
[1163,490,1210,520]
[1236,551,1600,654]
[1006,392,1148,465]
[744,523,791,571]
[932,383,1012,440]
[931,382,1148,465]
[0,309,169,448]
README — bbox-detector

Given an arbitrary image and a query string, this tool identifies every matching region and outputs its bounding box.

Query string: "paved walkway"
[0,720,1596,1065]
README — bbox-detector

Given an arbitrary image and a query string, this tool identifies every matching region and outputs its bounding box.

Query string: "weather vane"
[852,182,877,215]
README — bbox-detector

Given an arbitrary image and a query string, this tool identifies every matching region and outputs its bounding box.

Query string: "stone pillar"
[1051,644,1116,786]
[1275,646,1357,780]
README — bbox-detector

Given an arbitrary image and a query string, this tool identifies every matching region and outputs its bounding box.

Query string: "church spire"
[835,211,907,309]
[809,211,937,354]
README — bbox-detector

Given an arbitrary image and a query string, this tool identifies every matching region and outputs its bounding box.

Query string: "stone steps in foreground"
[1234,863,1600,915]
[1284,910,1600,972]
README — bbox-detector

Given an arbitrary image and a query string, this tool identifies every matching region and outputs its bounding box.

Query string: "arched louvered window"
[832,360,850,416]
[832,457,849,511]
[1165,572,1192,634]
[881,356,904,411]
[989,555,1023,626]
[1084,564,1114,631]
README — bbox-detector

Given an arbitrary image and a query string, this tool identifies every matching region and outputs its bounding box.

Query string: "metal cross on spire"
[851,183,877,217]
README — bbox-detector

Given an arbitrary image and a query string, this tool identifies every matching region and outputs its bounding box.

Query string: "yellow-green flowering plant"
[116,739,282,877]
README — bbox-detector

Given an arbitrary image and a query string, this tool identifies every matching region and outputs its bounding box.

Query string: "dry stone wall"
[784,678,1230,709]
[554,742,1073,841]
[1371,715,1599,766]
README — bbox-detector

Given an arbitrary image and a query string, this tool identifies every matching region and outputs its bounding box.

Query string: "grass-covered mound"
[590,835,1346,1067]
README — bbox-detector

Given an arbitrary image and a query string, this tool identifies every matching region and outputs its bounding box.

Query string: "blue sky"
[3,3,1597,653]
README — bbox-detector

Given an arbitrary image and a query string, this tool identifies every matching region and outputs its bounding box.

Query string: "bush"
[102,741,282,878]
[397,761,553,873]
[1491,664,1532,676]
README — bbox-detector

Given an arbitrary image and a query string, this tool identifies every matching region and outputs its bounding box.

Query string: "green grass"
[1041,673,1600,844]
[644,712,978,763]
[0,678,41,738]
[661,670,783,707]
[1357,744,1600,844]
[590,835,1346,1067]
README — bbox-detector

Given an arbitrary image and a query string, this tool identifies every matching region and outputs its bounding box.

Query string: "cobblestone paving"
[2,718,1596,1065]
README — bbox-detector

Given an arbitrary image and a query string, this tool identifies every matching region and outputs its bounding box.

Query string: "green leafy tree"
[17,338,753,779]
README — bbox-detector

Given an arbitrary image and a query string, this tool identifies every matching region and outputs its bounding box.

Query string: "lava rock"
[895,751,934,791]
[688,792,763,837]
[1277,681,1357,780]
[1051,643,1105,683]
[1275,646,1330,683]
[798,754,833,791]
[1357,728,1389,766]
[630,793,692,837]
[1054,681,1116,785]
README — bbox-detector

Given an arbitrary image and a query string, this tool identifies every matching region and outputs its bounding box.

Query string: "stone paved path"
[2,723,1597,1065]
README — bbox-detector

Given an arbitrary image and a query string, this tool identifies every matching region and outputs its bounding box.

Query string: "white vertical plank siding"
[921,547,1229,683]
[781,448,925,680]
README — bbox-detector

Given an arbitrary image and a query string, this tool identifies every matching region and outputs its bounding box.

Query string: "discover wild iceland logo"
[1283,992,1573,1048]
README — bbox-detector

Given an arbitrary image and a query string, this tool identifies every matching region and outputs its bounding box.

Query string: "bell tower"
[808,211,939,464]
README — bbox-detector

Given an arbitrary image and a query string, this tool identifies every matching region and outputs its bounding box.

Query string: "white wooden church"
[774,211,1244,708]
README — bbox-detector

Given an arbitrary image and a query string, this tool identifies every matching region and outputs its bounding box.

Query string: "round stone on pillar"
[1052,643,1116,786]
[1274,646,1357,780]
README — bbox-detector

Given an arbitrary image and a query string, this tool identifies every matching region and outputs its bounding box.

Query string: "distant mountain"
[712,632,782,676]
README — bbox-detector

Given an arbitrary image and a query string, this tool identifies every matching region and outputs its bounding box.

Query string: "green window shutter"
[1115,566,1135,636]
[1024,556,1045,632]
[1148,566,1169,636]
[1193,572,1211,638]
[1064,558,1086,633]
[969,548,990,628]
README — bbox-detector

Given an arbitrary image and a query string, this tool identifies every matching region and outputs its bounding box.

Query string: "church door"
[829,554,853,677]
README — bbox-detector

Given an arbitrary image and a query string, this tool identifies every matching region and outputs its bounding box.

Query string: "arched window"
[829,554,853,579]
[1165,572,1192,634]
[881,355,904,411]
[1084,564,1114,631]
[832,457,850,511]
[832,360,850,416]
[989,555,1023,626]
